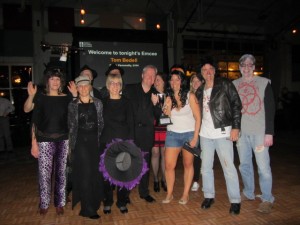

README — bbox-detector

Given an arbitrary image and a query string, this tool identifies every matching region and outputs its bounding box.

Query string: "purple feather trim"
[99,139,149,190]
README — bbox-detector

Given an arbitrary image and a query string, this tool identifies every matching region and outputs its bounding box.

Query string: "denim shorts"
[165,131,195,147]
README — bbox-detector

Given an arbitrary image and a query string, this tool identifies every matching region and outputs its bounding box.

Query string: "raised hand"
[27,81,37,96]
[67,81,78,97]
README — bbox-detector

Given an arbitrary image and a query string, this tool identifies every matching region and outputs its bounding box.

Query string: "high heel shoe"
[161,180,167,192]
[154,181,160,192]
[56,207,64,215]
[119,206,128,214]
[162,195,173,204]
[178,196,189,205]
[103,206,111,214]
[39,208,48,215]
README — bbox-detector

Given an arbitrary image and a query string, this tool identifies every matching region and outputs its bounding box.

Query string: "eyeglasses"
[109,81,121,87]
[240,63,254,68]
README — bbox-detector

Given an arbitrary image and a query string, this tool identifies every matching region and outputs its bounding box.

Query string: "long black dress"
[72,103,103,217]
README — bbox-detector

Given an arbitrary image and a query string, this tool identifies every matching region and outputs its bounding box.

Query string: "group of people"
[194,54,275,215]
[24,53,275,220]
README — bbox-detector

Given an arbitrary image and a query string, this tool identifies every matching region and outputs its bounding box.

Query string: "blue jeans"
[236,134,274,203]
[200,136,240,203]
[165,131,195,147]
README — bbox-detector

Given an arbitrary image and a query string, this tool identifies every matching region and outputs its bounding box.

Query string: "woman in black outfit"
[27,68,76,216]
[100,73,134,214]
[68,75,104,219]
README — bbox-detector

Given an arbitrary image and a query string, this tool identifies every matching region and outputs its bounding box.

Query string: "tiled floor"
[0,131,299,225]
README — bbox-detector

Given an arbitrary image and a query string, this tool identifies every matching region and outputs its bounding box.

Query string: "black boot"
[154,181,160,192]
[161,180,167,192]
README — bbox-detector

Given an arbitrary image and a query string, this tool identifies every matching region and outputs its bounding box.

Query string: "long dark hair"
[156,72,168,92]
[167,70,188,109]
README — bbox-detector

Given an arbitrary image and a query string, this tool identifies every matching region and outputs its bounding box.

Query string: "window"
[0,64,32,147]
[182,37,265,80]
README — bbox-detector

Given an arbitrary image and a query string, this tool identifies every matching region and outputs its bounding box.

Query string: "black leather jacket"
[196,77,242,131]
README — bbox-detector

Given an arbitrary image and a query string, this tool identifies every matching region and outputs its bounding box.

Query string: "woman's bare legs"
[164,147,181,199]
[180,150,194,201]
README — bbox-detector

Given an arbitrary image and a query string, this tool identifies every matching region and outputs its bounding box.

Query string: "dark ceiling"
[1,0,300,39]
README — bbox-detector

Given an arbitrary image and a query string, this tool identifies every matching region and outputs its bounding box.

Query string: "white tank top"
[167,93,195,133]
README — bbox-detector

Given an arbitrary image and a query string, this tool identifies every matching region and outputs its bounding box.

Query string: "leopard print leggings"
[38,140,68,209]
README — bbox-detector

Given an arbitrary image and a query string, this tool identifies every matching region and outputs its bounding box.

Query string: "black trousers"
[193,137,201,182]
[138,151,151,197]
[193,156,201,182]
[135,126,153,198]
[103,180,129,207]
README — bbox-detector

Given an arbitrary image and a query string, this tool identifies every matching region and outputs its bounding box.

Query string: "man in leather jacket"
[195,56,242,215]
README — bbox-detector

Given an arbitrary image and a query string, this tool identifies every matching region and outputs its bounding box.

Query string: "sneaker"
[257,201,273,214]
[241,192,255,201]
[191,182,200,191]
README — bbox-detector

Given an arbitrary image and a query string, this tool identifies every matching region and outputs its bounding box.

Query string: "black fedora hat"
[44,60,66,72]
[79,64,98,79]
[105,64,125,76]
[99,139,148,190]
[198,56,217,70]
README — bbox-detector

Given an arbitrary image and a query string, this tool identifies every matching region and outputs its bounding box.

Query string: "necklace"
[79,98,91,104]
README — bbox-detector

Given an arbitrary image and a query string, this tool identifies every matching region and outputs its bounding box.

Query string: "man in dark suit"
[124,65,160,203]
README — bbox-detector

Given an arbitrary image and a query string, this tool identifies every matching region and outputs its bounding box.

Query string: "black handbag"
[183,141,201,158]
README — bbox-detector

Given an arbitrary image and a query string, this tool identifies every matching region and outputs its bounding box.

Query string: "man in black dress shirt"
[124,65,159,203]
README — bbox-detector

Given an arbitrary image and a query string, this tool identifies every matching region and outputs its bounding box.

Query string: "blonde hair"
[106,74,123,89]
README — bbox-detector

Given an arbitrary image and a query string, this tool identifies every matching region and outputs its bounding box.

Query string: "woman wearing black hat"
[99,72,134,214]
[27,68,76,216]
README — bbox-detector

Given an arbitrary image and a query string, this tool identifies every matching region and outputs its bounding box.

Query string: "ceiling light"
[80,0,85,24]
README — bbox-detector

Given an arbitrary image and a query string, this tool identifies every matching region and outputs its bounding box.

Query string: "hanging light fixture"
[80,0,85,25]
